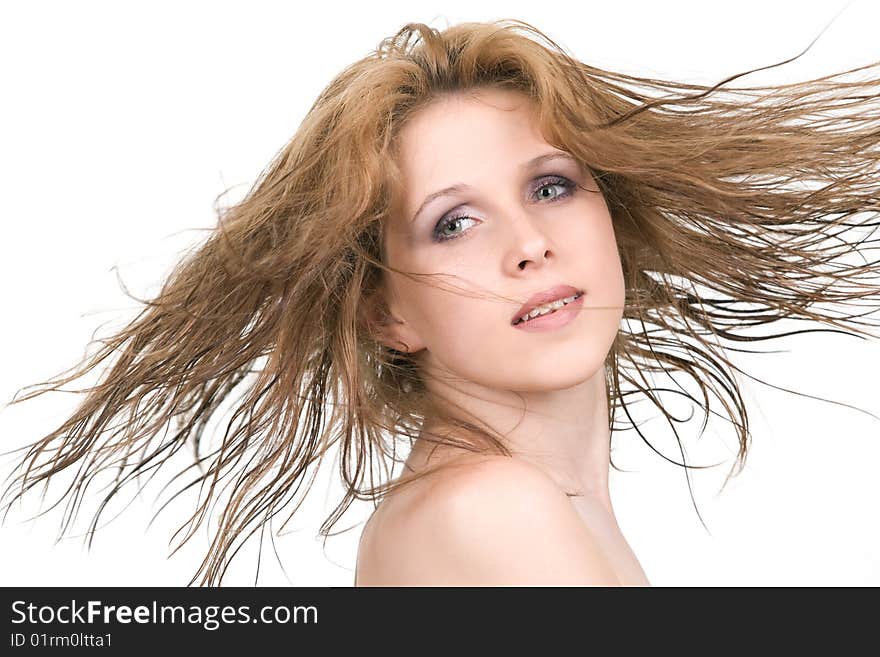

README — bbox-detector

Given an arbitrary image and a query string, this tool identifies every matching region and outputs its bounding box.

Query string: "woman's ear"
[359,287,425,354]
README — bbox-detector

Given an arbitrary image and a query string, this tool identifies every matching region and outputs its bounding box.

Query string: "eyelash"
[431,175,577,243]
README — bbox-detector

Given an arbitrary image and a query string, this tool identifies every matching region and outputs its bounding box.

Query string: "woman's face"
[379,87,625,393]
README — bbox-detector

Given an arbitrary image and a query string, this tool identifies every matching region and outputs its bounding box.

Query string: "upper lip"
[511,284,582,324]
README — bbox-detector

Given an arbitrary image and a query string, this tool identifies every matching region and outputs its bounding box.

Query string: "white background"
[1,0,878,586]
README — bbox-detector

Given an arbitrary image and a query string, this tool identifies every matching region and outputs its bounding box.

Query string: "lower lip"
[512,294,584,332]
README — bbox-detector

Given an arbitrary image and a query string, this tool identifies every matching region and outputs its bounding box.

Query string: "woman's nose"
[504,209,554,271]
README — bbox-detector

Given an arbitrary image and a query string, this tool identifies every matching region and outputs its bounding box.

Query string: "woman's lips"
[511,284,583,325]
[512,293,584,332]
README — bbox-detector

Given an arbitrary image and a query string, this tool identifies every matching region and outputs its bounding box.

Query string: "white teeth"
[516,293,580,324]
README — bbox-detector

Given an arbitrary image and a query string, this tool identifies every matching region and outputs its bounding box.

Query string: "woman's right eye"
[432,213,477,242]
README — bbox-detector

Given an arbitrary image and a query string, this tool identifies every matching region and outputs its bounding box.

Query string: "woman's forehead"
[397,88,539,154]
[394,94,550,199]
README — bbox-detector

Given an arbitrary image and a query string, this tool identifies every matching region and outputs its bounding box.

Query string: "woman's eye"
[434,215,477,241]
[431,175,576,243]
[534,178,572,201]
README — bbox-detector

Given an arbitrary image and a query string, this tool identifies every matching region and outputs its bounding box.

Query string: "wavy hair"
[2,19,879,585]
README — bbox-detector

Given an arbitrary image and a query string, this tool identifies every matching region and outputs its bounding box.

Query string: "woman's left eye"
[532,176,576,202]
[431,175,577,243]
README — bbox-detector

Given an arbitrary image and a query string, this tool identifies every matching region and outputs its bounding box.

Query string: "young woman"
[354,83,643,585]
[3,18,879,586]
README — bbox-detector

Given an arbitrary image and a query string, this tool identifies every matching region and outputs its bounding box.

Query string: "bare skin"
[359,86,650,586]
[356,430,651,586]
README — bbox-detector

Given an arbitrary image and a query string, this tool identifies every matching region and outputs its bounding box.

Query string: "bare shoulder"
[357,455,620,586]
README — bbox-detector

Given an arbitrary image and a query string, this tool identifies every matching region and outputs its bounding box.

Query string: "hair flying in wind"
[2,18,879,585]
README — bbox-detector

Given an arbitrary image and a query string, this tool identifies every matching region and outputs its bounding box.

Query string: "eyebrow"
[409,151,578,223]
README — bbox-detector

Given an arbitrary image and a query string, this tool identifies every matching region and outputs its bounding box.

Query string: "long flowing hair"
[2,19,879,585]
